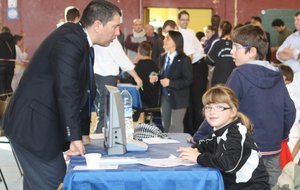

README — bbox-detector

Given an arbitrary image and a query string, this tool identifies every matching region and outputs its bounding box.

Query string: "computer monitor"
[104,85,127,155]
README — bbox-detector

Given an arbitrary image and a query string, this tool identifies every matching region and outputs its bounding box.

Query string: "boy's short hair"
[277,64,294,83]
[138,41,152,57]
[272,18,284,27]
[231,24,268,60]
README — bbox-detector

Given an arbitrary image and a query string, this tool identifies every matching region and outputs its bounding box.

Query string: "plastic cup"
[85,153,102,169]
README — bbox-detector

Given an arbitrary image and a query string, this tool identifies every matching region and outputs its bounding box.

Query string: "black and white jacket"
[195,119,270,190]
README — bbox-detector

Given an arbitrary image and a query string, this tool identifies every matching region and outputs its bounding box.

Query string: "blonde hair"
[202,84,254,133]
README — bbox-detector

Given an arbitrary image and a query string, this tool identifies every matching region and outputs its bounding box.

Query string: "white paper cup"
[85,153,102,169]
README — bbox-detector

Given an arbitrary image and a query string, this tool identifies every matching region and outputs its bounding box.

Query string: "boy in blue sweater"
[193,24,296,187]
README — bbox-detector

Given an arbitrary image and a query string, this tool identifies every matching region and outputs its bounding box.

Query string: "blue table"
[117,83,143,109]
[63,133,224,190]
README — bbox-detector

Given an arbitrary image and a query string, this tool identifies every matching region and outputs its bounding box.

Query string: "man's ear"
[94,20,103,33]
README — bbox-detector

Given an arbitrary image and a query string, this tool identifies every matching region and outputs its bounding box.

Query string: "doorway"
[144,8,212,33]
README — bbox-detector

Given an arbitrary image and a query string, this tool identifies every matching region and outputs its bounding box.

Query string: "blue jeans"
[262,153,281,187]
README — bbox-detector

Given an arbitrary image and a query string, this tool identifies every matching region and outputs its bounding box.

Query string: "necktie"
[163,56,171,77]
[162,56,171,96]
[88,47,95,116]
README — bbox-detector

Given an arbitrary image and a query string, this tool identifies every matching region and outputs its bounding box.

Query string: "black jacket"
[195,119,270,190]
[3,23,95,160]
[159,53,193,109]
[0,32,16,67]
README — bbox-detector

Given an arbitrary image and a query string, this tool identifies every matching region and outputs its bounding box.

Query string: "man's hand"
[134,76,143,90]
[64,140,85,161]
[160,78,170,87]
[279,47,294,61]
[128,69,143,89]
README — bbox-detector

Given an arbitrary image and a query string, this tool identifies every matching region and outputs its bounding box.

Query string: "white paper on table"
[137,154,196,167]
[74,165,118,170]
[142,137,180,144]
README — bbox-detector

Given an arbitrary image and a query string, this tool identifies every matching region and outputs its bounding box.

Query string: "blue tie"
[88,47,95,116]
[163,56,171,77]
[162,56,171,96]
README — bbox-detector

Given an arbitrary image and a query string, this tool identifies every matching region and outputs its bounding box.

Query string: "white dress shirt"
[276,31,300,73]
[93,39,134,76]
[179,27,205,63]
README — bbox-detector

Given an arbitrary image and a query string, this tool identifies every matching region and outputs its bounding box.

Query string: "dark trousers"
[184,59,208,135]
[94,74,118,133]
[0,65,14,100]
[10,140,66,190]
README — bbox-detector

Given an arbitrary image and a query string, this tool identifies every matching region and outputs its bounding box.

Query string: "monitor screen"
[104,85,127,155]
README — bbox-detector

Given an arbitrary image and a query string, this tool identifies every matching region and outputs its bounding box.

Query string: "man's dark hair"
[1,26,11,33]
[80,0,121,28]
[66,8,80,22]
[272,18,284,27]
[295,11,300,17]
[251,16,262,23]
[177,10,189,20]
[162,20,177,30]
[13,35,23,44]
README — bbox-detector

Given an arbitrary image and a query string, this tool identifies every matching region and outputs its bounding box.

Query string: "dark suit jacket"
[3,23,95,160]
[0,32,16,67]
[159,53,193,109]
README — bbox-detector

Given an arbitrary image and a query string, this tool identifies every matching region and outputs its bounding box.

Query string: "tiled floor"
[0,136,23,190]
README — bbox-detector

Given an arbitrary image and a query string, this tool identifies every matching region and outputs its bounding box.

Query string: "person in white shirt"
[93,38,142,133]
[276,12,300,73]
[177,10,207,135]
[11,34,28,91]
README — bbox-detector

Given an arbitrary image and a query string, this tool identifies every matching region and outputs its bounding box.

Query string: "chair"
[0,168,8,190]
[143,107,163,132]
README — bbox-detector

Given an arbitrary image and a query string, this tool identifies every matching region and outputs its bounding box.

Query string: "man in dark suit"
[2,1,121,189]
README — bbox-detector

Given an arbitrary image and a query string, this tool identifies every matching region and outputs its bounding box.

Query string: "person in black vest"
[0,26,16,100]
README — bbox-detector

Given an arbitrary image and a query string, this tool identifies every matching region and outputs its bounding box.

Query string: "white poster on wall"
[8,0,17,8]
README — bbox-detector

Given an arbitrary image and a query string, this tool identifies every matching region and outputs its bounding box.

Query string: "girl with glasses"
[178,84,270,189]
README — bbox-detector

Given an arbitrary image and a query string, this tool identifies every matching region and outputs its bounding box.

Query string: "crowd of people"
[1,0,300,189]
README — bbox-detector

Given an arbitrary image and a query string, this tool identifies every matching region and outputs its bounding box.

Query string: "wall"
[1,0,299,58]
[147,8,212,33]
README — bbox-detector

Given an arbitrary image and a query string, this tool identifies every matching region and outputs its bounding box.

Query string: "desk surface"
[63,133,224,190]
